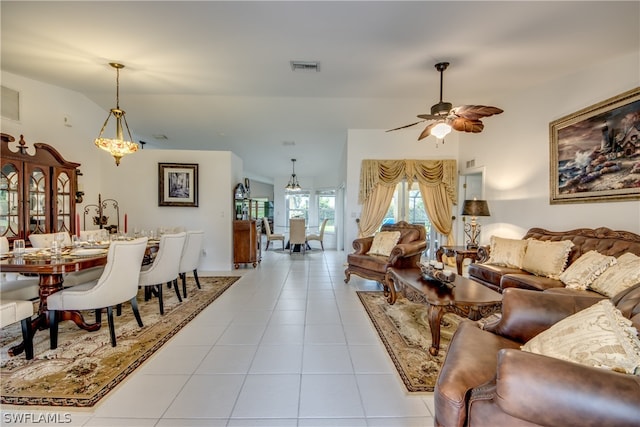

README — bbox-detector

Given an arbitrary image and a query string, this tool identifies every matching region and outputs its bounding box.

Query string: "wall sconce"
[461,199,490,249]
[75,169,84,203]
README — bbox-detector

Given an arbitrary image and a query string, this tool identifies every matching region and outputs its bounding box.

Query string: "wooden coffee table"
[386,267,502,356]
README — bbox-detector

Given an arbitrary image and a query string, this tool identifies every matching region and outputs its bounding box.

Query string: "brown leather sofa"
[469,227,640,293]
[344,221,426,304]
[434,284,640,427]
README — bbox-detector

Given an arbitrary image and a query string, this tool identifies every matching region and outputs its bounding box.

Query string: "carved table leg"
[427,304,446,356]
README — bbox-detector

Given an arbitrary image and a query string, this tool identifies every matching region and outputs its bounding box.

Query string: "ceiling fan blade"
[417,114,443,120]
[386,120,425,132]
[450,105,503,120]
[418,122,437,140]
[449,117,485,133]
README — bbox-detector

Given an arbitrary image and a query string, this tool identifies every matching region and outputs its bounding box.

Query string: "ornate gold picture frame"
[549,87,640,204]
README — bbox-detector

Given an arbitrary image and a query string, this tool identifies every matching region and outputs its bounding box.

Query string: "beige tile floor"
[1,248,436,426]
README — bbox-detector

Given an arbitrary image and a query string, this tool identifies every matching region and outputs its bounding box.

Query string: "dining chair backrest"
[179,230,204,274]
[263,217,274,237]
[29,232,71,248]
[318,218,328,239]
[79,229,109,242]
[139,232,186,285]
[289,218,306,245]
[88,238,149,308]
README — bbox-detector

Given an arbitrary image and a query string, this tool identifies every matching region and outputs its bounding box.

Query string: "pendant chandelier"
[94,62,139,166]
[285,158,302,191]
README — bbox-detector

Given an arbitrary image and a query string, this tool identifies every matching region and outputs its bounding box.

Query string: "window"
[317,190,335,233]
[381,181,441,259]
[285,192,309,221]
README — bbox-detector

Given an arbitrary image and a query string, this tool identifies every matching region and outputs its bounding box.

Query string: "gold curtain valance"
[358,159,457,204]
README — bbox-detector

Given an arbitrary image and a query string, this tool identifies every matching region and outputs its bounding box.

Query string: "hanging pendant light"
[94,62,139,166]
[285,159,302,191]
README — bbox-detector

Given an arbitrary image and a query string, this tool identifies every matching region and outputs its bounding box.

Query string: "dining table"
[0,239,160,357]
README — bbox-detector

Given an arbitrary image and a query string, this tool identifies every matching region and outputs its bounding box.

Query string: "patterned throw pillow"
[559,250,617,290]
[521,239,574,279]
[487,236,528,268]
[589,253,640,298]
[521,299,640,374]
[367,231,401,257]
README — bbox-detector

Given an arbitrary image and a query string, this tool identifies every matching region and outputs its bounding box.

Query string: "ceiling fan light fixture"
[94,62,139,166]
[431,122,452,139]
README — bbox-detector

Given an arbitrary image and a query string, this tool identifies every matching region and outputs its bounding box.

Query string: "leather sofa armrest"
[485,288,604,342]
[352,236,374,255]
[476,245,490,263]
[388,240,427,265]
[492,349,640,426]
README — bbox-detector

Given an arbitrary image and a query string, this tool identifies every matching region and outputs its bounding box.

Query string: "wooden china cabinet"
[232,183,262,268]
[0,133,80,245]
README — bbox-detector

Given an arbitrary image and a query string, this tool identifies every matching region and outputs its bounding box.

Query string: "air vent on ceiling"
[290,61,320,72]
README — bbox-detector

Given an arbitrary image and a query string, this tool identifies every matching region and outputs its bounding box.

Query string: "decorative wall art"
[158,163,199,207]
[550,87,640,204]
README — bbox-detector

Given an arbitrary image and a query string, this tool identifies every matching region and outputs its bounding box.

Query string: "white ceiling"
[2,1,638,182]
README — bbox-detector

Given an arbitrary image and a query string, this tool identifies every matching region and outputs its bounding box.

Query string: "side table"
[436,245,479,275]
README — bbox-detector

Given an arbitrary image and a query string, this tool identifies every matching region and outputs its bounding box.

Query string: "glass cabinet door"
[55,170,72,234]
[0,162,21,238]
[27,166,48,235]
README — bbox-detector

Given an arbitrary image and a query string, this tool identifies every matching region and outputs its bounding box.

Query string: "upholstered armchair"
[344,221,426,304]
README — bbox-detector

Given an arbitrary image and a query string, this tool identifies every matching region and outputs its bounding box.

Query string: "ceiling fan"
[387,62,503,140]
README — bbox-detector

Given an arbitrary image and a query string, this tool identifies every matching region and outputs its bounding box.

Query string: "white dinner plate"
[72,248,108,257]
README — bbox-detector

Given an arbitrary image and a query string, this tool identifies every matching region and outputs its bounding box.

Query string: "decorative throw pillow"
[487,236,528,268]
[521,299,640,374]
[367,231,401,257]
[521,239,574,279]
[559,250,617,290]
[589,253,640,298]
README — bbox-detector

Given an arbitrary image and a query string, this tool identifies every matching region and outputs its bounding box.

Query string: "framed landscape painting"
[549,87,640,204]
[158,163,199,207]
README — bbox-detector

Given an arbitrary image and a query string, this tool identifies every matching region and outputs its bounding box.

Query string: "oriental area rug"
[357,291,462,392]
[0,276,240,408]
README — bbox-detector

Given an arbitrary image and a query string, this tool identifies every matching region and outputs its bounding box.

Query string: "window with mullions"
[285,192,309,221]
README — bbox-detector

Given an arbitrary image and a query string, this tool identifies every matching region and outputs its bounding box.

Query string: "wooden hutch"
[232,183,262,268]
[0,134,80,245]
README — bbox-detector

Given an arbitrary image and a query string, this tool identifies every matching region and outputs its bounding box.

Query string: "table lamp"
[461,199,490,249]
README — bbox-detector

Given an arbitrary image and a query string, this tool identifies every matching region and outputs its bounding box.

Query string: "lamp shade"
[461,199,490,217]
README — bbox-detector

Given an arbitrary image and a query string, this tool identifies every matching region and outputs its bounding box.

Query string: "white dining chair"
[289,218,307,255]
[306,218,328,251]
[263,217,284,250]
[79,229,109,242]
[1,237,43,300]
[177,230,204,298]
[29,232,104,287]
[0,299,35,359]
[47,237,149,349]
[138,232,186,315]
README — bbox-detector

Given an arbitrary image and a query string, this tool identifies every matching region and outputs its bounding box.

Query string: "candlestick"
[124,214,128,234]
[76,213,80,237]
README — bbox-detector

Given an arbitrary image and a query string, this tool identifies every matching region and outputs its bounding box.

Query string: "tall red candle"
[124,214,128,234]
[76,213,80,237]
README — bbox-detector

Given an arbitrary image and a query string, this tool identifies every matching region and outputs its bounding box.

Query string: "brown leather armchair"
[434,284,640,427]
[344,221,426,304]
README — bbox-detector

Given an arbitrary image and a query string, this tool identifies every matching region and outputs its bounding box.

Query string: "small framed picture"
[158,163,199,207]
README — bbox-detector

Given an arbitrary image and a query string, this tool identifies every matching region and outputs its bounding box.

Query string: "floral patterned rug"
[0,276,239,407]
[357,291,462,392]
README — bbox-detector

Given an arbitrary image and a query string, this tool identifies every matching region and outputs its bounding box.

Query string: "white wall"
[1,71,239,271]
[344,52,640,250]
